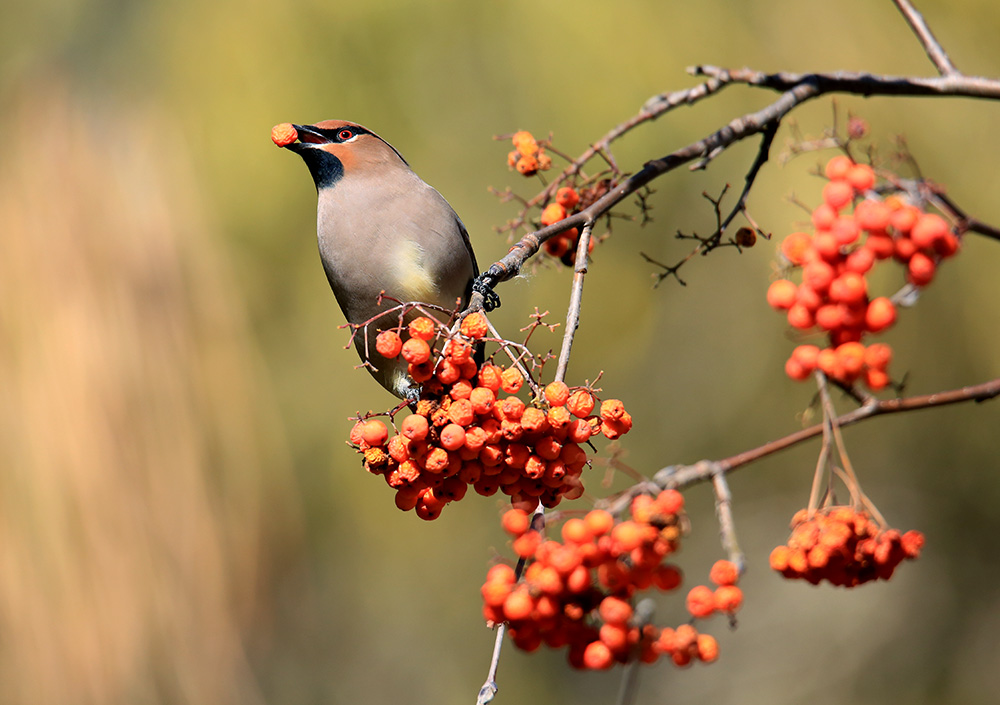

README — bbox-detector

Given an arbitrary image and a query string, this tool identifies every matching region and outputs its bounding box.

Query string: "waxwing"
[276,120,479,399]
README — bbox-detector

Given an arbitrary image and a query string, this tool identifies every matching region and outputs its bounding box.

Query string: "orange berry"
[478,364,503,391]
[781,231,813,265]
[812,203,837,230]
[469,386,496,415]
[515,155,538,175]
[846,163,876,192]
[803,260,835,292]
[400,413,429,441]
[824,155,854,181]
[786,303,814,330]
[547,405,571,429]
[908,251,936,286]
[448,398,475,426]
[435,359,461,385]
[375,330,403,358]
[400,337,431,365]
[271,123,298,147]
[829,272,867,306]
[769,545,791,571]
[832,216,860,245]
[791,344,821,371]
[540,202,567,226]
[361,419,388,446]
[561,517,590,544]
[511,130,538,157]
[845,245,875,275]
[566,390,595,418]
[890,205,920,233]
[582,641,614,670]
[837,341,866,379]
[599,595,634,625]
[439,423,467,451]
[785,357,809,381]
[654,564,683,591]
[814,304,843,331]
[503,587,534,621]
[767,279,798,310]
[600,399,625,421]
[500,367,524,393]
[910,213,949,249]
[855,199,890,232]
[459,311,489,339]
[555,186,580,210]
[611,521,653,552]
[500,396,526,421]
[812,231,840,260]
[867,232,895,259]
[709,559,739,586]
[864,368,890,391]
[864,343,893,370]
[544,381,570,407]
[599,623,629,653]
[408,316,436,341]
[714,585,743,613]
[686,585,716,618]
[823,180,854,210]
[696,634,719,663]
[584,509,615,536]
[512,529,541,557]
[865,297,897,332]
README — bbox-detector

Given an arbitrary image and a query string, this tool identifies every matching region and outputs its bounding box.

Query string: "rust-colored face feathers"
[278,120,408,190]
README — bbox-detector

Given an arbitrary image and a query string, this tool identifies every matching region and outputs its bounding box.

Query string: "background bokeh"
[2,0,999,703]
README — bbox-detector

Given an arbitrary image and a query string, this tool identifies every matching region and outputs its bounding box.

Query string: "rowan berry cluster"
[768,154,961,390]
[539,186,597,266]
[769,506,925,587]
[348,312,633,520]
[481,492,742,670]
[507,131,552,176]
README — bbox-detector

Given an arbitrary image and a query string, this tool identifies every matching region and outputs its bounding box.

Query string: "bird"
[276,120,480,399]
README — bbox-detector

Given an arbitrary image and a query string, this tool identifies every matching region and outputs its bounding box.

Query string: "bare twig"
[711,468,745,573]
[554,221,596,382]
[653,377,1000,491]
[891,0,959,76]
[470,66,1000,308]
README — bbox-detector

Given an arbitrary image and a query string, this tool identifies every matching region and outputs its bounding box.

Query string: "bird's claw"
[472,275,501,312]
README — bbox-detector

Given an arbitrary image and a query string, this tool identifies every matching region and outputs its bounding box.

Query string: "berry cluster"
[507,131,552,176]
[769,506,925,587]
[349,312,633,520]
[540,187,596,266]
[481,492,742,669]
[768,155,961,389]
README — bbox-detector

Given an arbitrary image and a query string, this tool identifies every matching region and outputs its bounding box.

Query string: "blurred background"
[2,0,999,703]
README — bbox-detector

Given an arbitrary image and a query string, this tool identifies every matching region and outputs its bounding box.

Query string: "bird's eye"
[338,129,354,141]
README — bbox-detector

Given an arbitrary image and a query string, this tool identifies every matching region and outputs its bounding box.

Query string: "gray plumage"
[282,120,478,398]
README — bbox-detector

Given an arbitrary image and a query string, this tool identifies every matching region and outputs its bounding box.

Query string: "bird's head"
[275,120,409,191]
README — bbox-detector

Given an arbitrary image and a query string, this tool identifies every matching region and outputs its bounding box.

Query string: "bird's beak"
[284,124,330,153]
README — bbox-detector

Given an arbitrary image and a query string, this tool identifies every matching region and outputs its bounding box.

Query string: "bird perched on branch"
[275,120,479,399]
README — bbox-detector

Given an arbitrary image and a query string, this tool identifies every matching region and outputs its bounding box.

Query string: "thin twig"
[470,66,1000,307]
[653,377,1000,491]
[711,468,745,573]
[891,0,959,76]
[554,221,596,382]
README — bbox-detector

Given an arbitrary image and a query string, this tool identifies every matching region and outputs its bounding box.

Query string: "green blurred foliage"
[2,0,1000,703]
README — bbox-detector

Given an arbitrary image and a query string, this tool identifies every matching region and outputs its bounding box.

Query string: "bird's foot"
[472,275,502,312]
